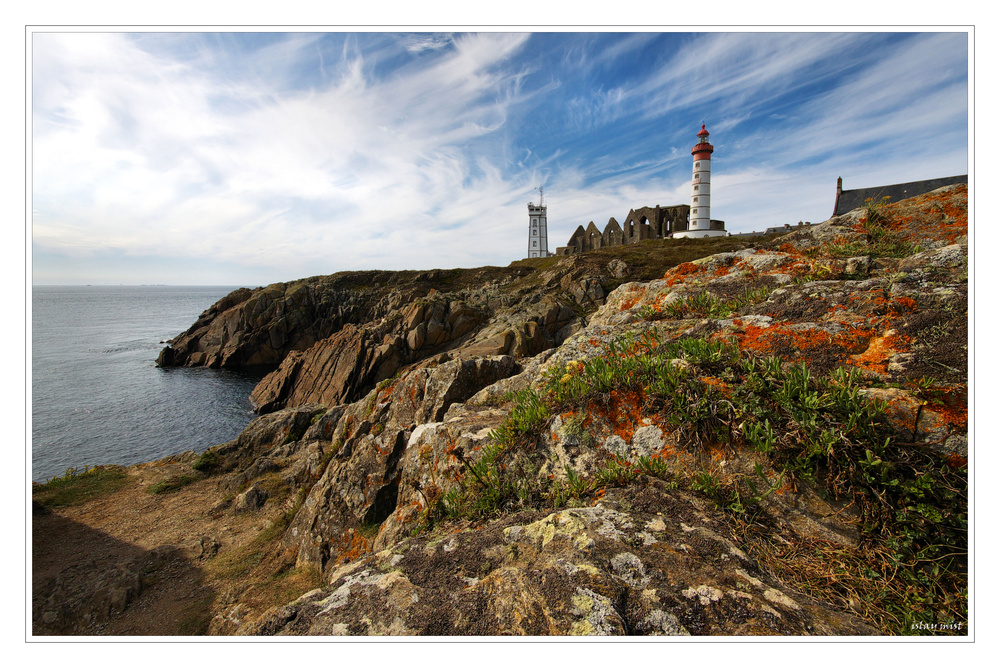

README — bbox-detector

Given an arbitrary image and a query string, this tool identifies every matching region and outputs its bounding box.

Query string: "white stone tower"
[675,124,726,238]
[527,188,549,258]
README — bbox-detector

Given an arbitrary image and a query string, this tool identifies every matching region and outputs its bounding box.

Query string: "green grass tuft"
[149,474,201,495]
[33,465,132,508]
[192,450,221,473]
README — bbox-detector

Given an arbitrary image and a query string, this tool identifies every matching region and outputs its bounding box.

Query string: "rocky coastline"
[33,185,968,636]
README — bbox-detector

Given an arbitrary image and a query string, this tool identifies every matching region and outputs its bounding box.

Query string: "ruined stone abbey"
[554,203,725,255]
[529,125,727,258]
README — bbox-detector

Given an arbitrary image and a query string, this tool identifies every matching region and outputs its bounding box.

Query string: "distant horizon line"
[31,283,251,288]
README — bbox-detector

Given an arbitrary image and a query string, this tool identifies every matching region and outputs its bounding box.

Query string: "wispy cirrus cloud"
[32,32,539,280]
[31,31,969,285]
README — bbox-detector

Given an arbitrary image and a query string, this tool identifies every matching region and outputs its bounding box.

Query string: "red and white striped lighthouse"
[675,124,726,238]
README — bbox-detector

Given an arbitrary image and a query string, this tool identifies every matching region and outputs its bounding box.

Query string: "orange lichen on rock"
[664,261,702,287]
[872,390,925,436]
[729,321,835,357]
[334,529,372,565]
[903,186,968,244]
[616,286,646,312]
[869,385,967,447]
[589,388,646,443]
[889,296,918,316]
[725,316,894,370]
[848,330,910,374]
[866,185,968,246]
[928,387,969,431]
[786,260,813,277]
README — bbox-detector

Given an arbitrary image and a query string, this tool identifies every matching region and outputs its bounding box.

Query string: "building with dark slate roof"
[832,175,967,217]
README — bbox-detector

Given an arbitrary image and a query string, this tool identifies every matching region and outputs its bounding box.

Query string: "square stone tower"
[527,194,550,258]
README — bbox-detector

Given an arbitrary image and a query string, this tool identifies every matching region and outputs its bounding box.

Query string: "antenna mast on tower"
[534,186,544,207]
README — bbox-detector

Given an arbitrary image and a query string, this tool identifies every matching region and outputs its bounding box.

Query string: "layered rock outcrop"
[53,184,965,637]
[252,488,875,636]
[177,185,967,635]
[159,237,772,413]
[158,267,589,411]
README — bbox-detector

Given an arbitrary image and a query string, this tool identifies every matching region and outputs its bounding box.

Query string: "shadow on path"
[32,509,216,635]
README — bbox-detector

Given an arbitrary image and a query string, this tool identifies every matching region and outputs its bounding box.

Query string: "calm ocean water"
[31,286,267,482]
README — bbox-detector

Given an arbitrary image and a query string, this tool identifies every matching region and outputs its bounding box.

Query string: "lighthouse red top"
[692,124,714,158]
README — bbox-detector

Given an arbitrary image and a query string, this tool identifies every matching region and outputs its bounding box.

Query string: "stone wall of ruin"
[556,204,695,255]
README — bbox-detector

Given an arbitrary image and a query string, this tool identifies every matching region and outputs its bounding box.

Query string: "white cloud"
[30,31,970,285]
[32,32,540,277]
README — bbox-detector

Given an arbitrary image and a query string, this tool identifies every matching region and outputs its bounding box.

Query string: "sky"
[29,30,971,286]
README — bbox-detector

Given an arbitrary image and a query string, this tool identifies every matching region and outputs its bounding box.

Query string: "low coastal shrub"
[828,196,921,259]
[192,450,221,473]
[447,326,967,634]
[664,292,731,319]
[642,287,775,322]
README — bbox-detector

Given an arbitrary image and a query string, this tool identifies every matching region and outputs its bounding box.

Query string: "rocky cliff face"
[36,185,965,636]
[157,238,775,412]
[159,184,968,636]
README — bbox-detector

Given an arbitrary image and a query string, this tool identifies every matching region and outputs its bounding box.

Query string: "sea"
[31,286,268,483]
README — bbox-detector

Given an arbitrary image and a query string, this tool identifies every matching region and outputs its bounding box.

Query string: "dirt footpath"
[31,457,278,635]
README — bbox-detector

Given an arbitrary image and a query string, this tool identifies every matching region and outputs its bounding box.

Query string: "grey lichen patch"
[735,568,765,588]
[373,548,406,571]
[374,570,420,610]
[554,558,601,578]
[682,584,724,605]
[569,587,625,635]
[764,588,802,610]
[630,425,668,461]
[537,426,597,483]
[516,511,592,550]
[645,517,667,532]
[318,569,383,612]
[503,525,525,543]
[610,552,650,587]
[568,505,635,542]
[601,435,630,459]
[636,609,691,636]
